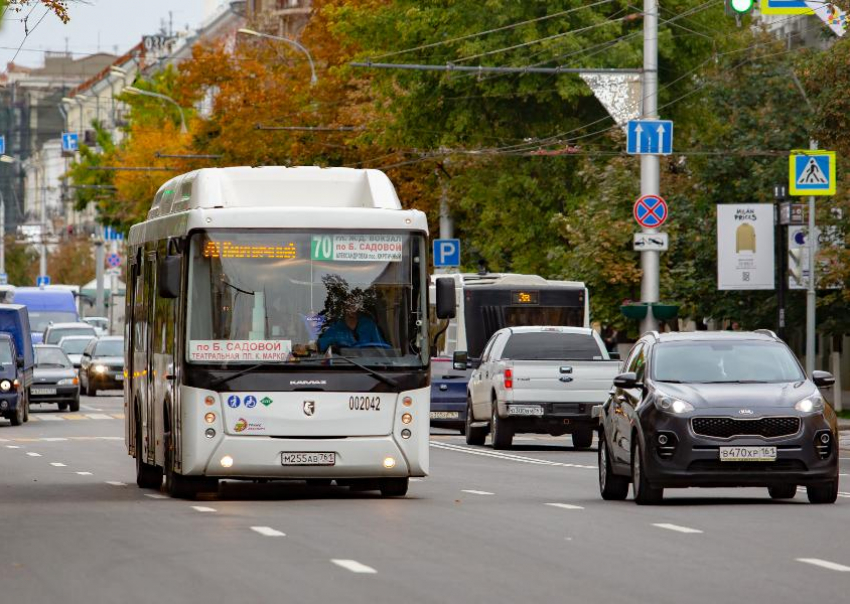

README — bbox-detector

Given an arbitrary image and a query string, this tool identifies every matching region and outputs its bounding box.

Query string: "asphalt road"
[2,393,849,603]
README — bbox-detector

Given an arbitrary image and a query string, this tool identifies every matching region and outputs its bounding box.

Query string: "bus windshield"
[186,230,428,368]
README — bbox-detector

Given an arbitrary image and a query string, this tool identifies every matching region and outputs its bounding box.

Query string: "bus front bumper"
[197,434,420,479]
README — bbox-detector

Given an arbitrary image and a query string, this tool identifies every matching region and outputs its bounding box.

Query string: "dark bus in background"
[429,273,589,432]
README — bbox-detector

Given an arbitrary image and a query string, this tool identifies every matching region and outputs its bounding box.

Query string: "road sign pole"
[806,140,817,375]
[639,0,660,334]
[95,240,105,317]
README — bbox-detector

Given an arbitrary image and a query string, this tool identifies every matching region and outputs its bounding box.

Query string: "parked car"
[597,330,839,505]
[80,336,125,396]
[30,345,80,411]
[11,287,78,344]
[464,326,621,449]
[0,304,35,425]
[58,335,96,372]
[82,316,108,336]
[42,322,97,345]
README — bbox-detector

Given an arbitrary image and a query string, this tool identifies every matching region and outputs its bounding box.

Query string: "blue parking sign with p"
[433,239,460,268]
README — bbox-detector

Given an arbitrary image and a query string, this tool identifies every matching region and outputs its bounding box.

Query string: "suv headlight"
[57,378,77,386]
[655,396,694,414]
[0,380,10,391]
[795,396,824,413]
[94,364,107,374]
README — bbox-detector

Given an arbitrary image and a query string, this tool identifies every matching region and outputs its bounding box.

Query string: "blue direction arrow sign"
[627,120,673,155]
[433,239,460,267]
[36,275,50,287]
[61,132,79,153]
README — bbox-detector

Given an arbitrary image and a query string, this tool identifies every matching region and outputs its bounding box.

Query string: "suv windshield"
[29,311,77,333]
[186,230,428,367]
[501,332,604,360]
[652,341,805,383]
[94,340,123,357]
[60,338,93,354]
[46,327,96,344]
[35,347,71,367]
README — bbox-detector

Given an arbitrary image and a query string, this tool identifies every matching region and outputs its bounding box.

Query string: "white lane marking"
[331,559,377,574]
[461,489,494,496]
[546,503,585,510]
[85,413,113,420]
[653,523,703,534]
[42,437,68,442]
[144,493,167,499]
[50,462,67,467]
[26,452,41,457]
[35,415,63,421]
[105,481,127,486]
[431,441,596,469]
[251,526,285,537]
[80,405,103,411]
[797,558,850,572]
[192,506,216,513]
[5,445,20,449]
[410,478,423,482]
[76,471,93,476]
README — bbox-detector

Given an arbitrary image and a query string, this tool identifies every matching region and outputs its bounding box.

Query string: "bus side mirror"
[435,278,456,319]
[158,256,181,299]
[453,351,469,371]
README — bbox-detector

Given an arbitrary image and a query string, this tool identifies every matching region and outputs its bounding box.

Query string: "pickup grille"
[691,417,800,439]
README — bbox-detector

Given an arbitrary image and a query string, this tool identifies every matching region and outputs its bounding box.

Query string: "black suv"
[598,330,839,505]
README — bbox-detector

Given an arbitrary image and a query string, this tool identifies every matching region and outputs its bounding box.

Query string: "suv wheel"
[599,432,629,500]
[807,481,838,504]
[572,429,593,450]
[464,398,486,446]
[632,438,663,505]
[490,402,513,450]
[768,484,797,500]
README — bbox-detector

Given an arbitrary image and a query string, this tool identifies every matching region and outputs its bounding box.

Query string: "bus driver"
[318,293,387,353]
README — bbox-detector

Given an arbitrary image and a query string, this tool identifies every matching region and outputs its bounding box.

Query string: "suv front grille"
[691,417,800,439]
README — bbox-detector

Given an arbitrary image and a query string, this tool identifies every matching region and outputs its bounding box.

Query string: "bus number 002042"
[349,396,381,411]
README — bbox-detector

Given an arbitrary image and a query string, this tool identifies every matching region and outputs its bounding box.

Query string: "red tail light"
[504,368,513,389]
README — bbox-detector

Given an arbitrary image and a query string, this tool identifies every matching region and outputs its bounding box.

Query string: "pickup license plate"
[281,452,336,466]
[31,387,57,396]
[719,446,777,462]
[508,405,544,417]
[430,411,459,420]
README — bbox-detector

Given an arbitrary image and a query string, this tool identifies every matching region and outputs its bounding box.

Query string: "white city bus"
[125,166,453,498]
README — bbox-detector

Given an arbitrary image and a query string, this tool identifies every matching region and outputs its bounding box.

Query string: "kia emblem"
[738,409,753,415]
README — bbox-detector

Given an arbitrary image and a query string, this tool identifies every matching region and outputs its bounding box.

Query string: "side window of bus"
[154,243,174,356]
[132,257,146,355]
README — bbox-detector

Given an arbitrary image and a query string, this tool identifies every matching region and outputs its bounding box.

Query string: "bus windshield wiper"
[209,363,267,389]
[306,355,399,388]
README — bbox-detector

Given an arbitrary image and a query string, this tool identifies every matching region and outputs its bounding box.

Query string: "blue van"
[0,304,35,425]
[11,288,78,344]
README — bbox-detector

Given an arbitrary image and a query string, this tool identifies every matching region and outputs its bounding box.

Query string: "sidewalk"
[839,417,850,451]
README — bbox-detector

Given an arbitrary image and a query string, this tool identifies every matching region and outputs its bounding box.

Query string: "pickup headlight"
[94,364,107,374]
[58,378,78,386]
[795,396,824,413]
[655,396,694,414]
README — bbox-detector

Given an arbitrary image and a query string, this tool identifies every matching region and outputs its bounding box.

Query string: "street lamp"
[124,86,188,134]
[237,28,318,85]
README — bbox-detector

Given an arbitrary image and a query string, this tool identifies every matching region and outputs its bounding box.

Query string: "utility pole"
[806,139,817,375]
[95,238,105,317]
[438,162,453,239]
[108,237,118,335]
[0,192,5,279]
[39,160,47,284]
[639,0,660,334]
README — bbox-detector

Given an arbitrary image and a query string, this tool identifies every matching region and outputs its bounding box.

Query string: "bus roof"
[147,166,402,220]
[431,272,586,290]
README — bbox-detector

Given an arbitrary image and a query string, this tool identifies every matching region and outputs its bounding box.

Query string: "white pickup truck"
[464,326,621,449]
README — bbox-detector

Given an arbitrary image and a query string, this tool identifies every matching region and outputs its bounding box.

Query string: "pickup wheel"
[465,398,486,446]
[490,403,513,450]
[598,432,629,500]
[572,429,593,450]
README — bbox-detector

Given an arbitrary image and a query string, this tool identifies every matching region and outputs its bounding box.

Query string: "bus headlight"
[0,380,10,391]
[220,455,234,468]
[94,364,107,374]
[383,457,396,469]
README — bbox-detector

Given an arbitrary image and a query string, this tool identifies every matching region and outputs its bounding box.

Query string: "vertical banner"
[717,204,775,290]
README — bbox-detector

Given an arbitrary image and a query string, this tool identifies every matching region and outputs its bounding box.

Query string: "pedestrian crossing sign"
[760,0,812,15]
[789,150,835,196]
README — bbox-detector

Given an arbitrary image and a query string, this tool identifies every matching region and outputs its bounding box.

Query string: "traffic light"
[725,0,754,15]
[788,247,806,287]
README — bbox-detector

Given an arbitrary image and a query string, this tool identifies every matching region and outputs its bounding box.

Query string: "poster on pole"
[717,204,775,290]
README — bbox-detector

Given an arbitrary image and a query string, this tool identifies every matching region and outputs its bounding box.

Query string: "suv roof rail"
[753,329,778,339]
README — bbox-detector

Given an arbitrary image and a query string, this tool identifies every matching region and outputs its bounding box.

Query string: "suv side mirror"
[435,278,456,319]
[452,351,469,371]
[613,372,640,389]
[812,370,835,388]
[158,255,181,299]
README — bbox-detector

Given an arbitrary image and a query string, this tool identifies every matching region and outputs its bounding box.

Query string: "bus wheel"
[164,430,217,499]
[379,477,409,497]
[135,419,162,489]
